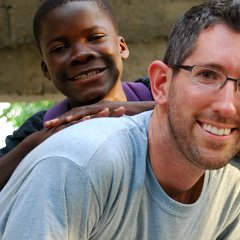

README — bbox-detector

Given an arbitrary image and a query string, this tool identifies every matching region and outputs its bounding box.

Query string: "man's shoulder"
[226,163,240,184]
[58,110,150,148]
[53,110,152,144]
[210,164,240,195]
[225,163,240,177]
[230,156,240,169]
[26,111,152,168]
[4,112,151,207]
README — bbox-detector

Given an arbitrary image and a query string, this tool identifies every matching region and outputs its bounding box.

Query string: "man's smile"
[202,123,232,136]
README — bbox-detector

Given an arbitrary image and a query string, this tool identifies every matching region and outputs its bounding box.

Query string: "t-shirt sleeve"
[0,111,46,157]
[0,157,100,240]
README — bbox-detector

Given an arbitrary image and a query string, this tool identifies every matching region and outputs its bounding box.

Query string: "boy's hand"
[44,101,126,129]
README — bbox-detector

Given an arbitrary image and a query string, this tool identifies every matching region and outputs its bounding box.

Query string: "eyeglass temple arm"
[168,64,193,72]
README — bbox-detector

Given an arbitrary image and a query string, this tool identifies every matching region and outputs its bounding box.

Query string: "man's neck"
[148,107,205,204]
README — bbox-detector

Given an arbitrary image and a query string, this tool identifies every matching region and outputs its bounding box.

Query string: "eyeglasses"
[168,64,240,95]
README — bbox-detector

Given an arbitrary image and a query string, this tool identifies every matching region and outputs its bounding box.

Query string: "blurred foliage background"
[0,101,54,128]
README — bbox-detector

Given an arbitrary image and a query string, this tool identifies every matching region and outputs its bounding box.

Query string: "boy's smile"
[39,1,129,107]
[69,68,106,82]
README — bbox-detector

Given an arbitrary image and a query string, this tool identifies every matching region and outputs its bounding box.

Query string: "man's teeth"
[73,70,100,80]
[203,123,231,136]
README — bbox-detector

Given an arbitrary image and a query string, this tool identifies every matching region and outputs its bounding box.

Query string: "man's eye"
[198,70,217,80]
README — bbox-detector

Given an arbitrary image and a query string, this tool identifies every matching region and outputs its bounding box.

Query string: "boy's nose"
[70,44,96,65]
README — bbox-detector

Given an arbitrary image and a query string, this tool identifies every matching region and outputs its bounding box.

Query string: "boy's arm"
[0,119,81,190]
[123,101,156,115]
[0,104,123,189]
[0,129,55,189]
[0,98,155,189]
[0,133,40,189]
[0,111,46,189]
[0,111,46,156]
[44,101,156,128]
[0,110,79,190]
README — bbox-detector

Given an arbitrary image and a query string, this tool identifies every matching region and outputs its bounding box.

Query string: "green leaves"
[0,101,54,128]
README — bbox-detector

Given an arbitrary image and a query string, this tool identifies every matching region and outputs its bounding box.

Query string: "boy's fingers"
[90,107,125,119]
[109,106,125,117]
[44,118,60,129]
[80,115,91,122]
[94,108,110,118]
[44,117,71,129]
[44,105,126,129]
[65,115,75,122]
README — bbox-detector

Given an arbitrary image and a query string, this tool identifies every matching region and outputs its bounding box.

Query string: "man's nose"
[211,81,238,118]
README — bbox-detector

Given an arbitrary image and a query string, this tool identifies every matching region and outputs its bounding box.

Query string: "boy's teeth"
[74,70,100,80]
[203,123,231,136]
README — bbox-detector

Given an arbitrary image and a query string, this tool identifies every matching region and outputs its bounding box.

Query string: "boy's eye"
[88,34,105,42]
[50,44,68,54]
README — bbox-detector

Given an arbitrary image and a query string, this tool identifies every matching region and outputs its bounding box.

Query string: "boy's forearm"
[0,135,39,190]
[0,124,83,189]
[123,101,156,115]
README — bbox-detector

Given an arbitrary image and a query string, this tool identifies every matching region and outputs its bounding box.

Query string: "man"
[0,0,239,239]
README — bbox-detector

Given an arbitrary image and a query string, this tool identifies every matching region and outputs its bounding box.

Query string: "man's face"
[39,1,128,107]
[167,24,240,170]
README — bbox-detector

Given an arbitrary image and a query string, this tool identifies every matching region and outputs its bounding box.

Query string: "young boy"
[0,0,155,189]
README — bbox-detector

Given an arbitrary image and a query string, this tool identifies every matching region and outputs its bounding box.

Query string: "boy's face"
[40,1,129,107]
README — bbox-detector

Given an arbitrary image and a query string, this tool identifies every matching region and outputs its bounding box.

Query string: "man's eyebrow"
[196,62,227,72]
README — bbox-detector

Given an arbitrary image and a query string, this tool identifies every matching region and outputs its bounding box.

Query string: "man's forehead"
[184,23,240,70]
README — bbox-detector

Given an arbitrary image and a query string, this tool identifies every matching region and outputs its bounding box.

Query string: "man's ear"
[41,60,51,81]
[119,36,129,60]
[148,60,170,104]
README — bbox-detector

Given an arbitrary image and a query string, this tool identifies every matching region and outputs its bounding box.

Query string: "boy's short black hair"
[33,0,119,52]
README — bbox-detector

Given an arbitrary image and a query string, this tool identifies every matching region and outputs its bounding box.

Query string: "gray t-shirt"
[0,111,239,239]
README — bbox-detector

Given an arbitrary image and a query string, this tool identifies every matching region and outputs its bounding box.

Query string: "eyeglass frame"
[168,64,240,95]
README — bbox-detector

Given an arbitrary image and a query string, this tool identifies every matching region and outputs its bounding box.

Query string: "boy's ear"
[41,60,51,81]
[119,36,129,60]
[148,60,170,104]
